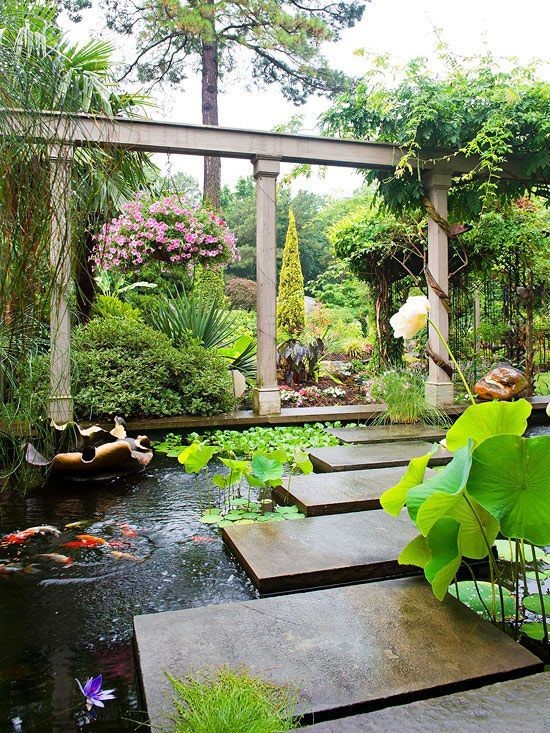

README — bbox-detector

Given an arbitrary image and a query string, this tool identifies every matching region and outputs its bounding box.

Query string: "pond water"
[0,454,256,733]
[1,419,548,731]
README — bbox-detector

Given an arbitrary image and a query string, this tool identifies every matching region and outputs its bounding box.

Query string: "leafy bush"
[25,317,234,419]
[91,294,141,320]
[168,666,298,733]
[278,337,324,385]
[225,277,257,310]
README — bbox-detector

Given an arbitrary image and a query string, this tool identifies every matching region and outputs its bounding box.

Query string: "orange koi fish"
[62,535,107,549]
[191,535,217,543]
[1,525,61,545]
[36,553,73,566]
[118,524,138,538]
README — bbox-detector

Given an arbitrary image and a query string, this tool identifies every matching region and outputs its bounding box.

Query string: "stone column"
[252,157,281,415]
[423,170,454,406]
[49,145,74,423]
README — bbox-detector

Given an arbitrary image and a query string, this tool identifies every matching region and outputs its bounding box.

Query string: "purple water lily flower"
[76,674,116,710]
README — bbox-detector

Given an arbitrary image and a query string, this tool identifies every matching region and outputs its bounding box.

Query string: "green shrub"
[92,294,141,320]
[25,317,234,419]
[167,666,298,733]
[225,277,257,310]
[277,209,306,335]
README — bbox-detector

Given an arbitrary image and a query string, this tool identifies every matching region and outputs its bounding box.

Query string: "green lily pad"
[493,540,545,562]
[250,455,284,484]
[240,512,259,519]
[255,515,272,522]
[202,508,222,515]
[523,594,549,615]
[229,498,249,506]
[449,580,516,621]
[218,520,234,527]
[445,399,531,451]
[279,505,300,513]
[522,622,547,640]
[467,435,550,546]
[178,443,217,473]
[200,514,222,524]
[225,511,245,520]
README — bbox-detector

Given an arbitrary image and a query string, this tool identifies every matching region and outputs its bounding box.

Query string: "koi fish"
[191,535,217,543]
[118,524,138,538]
[108,540,128,549]
[62,535,107,549]
[2,525,61,545]
[36,553,73,566]
[0,562,40,575]
[64,520,94,530]
[110,551,143,563]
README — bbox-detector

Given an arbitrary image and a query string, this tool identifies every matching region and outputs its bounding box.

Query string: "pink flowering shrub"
[91,194,239,272]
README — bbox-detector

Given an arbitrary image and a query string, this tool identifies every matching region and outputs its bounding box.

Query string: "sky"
[61,0,550,198]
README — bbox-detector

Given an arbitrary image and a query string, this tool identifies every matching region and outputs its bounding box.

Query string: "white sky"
[61,0,550,197]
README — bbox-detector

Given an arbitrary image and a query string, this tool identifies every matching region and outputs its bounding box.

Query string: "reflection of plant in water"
[167,666,299,733]
[177,443,311,525]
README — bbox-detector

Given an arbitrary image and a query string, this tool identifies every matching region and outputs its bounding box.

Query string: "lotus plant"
[76,675,115,711]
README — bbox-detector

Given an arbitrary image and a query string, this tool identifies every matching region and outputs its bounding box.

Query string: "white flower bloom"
[390,296,431,339]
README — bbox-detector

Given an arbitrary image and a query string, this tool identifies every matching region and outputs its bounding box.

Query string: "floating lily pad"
[229,498,249,506]
[522,622,547,640]
[523,594,549,615]
[217,520,234,527]
[200,514,221,524]
[493,540,546,562]
[449,580,516,621]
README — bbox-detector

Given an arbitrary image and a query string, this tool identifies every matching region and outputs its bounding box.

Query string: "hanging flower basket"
[91,194,239,272]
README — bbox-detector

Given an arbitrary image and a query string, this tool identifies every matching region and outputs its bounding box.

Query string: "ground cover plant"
[154,423,340,459]
[167,666,299,733]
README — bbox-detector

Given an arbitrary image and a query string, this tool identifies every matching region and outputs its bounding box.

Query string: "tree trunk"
[201,37,221,210]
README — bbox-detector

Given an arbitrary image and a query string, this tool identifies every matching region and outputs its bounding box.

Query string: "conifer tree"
[277,209,305,335]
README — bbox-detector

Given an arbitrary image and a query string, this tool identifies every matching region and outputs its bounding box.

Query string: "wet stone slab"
[329,424,446,445]
[134,578,542,732]
[272,467,435,516]
[309,441,451,472]
[288,672,550,732]
[221,510,424,594]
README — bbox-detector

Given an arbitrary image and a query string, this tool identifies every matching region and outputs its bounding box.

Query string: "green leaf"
[450,496,499,559]
[286,513,306,519]
[212,474,231,489]
[523,595,548,615]
[398,534,430,568]
[220,458,251,473]
[250,455,284,485]
[178,443,217,473]
[467,435,550,545]
[424,517,462,601]
[406,442,473,523]
[292,449,313,475]
[445,399,531,451]
[380,445,437,516]
[449,581,516,621]
[229,498,249,506]
[522,622,547,640]
[493,540,546,562]
[200,514,222,524]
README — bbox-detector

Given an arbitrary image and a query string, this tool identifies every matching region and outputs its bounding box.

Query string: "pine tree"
[277,210,305,336]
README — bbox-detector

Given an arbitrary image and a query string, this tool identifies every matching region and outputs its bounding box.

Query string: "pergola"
[35,113,527,420]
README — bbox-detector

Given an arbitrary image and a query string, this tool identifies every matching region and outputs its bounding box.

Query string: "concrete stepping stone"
[329,424,446,444]
[272,467,435,516]
[133,577,542,731]
[288,672,550,731]
[221,510,424,594]
[309,441,451,472]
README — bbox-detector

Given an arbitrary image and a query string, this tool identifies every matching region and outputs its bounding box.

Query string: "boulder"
[474,365,528,401]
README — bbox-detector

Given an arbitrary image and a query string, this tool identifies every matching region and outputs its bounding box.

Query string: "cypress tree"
[277,209,306,335]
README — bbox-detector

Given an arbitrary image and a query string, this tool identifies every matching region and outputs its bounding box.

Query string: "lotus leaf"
[445,399,531,451]
[449,581,516,621]
[380,445,437,516]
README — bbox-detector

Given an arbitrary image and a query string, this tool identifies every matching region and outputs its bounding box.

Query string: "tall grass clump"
[371,368,450,426]
[167,666,299,733]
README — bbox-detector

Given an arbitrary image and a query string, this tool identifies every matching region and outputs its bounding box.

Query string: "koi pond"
[0,452,256,732]
[1,421,549,732]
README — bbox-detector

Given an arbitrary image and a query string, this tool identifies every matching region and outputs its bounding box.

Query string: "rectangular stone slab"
[288,672,550,732]
[272,467,435,515]
[221,510,422,594]
[134,578,542,731]
[329,424,446,444]
[309,441,451,472]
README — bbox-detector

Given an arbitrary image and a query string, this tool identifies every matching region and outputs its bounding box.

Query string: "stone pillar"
[49,145,74,423]
[252,157,281,415]
[423,170,454,406]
